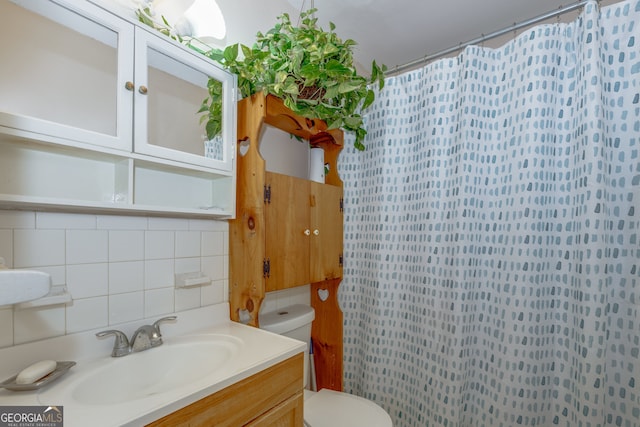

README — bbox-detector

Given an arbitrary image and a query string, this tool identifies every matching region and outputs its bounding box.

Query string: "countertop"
[0,303,306,426]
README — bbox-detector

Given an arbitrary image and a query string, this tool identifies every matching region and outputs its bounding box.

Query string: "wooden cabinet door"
[310,182,343,282]
[147,354,304,427]
[265,172,310,291]
[245,393,303,427]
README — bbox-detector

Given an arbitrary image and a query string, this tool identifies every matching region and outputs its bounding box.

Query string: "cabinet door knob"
[125,81,134,91]
[304,229,311,236]
[138,85,148,95]
[313,229,320,236]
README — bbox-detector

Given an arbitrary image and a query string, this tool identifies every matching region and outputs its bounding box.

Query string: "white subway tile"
[109,230,144,262]
[202,256,225,282]
[109,261,144,294]
[174,287,200,312]
[145,231,174,260]
[14,306,66,344]
[66,263,108,299]
[144,288,175,318]
[145,259,174,289]
[188,219,225,231]
[97,215,147,230]
[36,212,96,229]
[0,229,13,268]
[0,210,35,229]
[0,308,13,348]
[175,257,200,275]
[66,230,108,264]
[2,209,231,351]
[175,231,201,258]
[109,292,143,325]
[201,279,225,306]
[148,217,189,231]
[201,231,224,257]
[14,229,65,268]
[66,297,108,333]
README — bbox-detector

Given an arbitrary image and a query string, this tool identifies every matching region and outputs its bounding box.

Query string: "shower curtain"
[339,1,639,426]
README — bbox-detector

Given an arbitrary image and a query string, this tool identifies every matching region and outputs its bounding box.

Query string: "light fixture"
[183,0,226,41]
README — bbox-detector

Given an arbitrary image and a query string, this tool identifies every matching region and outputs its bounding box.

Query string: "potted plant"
[205,9,386,150]
[137,7,385,150]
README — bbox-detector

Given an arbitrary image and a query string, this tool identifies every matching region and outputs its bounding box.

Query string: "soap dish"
[0,361,76,391]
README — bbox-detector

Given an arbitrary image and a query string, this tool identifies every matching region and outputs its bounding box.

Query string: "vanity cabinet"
[147,353,304,427]
[230,92,344,391]
[0,0,236,217]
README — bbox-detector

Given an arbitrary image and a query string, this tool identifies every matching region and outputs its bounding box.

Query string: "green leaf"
[206,120,220,140]
[338,81,362,94]
[241,44,253,58]
[361,89,375,110]
[197,101,209,114]
[325,60,351,75]
[343,115,362,128]
[223,44,239,62]
[282,79,299,95]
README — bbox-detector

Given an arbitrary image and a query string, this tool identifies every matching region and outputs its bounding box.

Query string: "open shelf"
[0,136,235,218]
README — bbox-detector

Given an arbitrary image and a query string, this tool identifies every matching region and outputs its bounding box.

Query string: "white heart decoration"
[318,288,329,302]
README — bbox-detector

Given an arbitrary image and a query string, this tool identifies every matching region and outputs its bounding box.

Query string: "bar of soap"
[15,360,57,384]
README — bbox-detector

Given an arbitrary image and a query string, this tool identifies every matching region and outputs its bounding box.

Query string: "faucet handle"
[96,329,131,357]
[152,316,177,335]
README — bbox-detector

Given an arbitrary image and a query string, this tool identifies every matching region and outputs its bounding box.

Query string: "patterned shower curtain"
[338,1,639,426]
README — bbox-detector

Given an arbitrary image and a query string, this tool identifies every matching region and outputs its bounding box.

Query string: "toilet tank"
[259,304,315,341]
[260,304,315,388]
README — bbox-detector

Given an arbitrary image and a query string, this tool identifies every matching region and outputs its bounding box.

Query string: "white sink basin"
[65,334,240,405]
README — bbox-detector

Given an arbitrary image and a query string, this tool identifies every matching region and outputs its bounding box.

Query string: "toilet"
[260,304,393,427]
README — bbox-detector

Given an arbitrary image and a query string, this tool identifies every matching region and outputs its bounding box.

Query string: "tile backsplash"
[0,209,229,349]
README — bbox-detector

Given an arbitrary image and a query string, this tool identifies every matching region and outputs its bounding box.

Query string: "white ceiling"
[306,0,582,71]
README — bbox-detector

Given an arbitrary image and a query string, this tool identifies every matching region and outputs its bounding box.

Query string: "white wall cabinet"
[0,0,237,218]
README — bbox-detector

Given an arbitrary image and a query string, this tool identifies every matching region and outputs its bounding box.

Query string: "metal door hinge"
[263,258,271,278]
[264,185,271,204]
[339,254,343,267]
[339,197,344,212]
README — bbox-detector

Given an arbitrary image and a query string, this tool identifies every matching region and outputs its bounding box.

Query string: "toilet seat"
[304,389,393,427]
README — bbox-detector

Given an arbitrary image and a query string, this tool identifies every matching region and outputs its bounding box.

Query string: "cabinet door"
[133,28,235,171]
[310,182,343,282]
[245,393,303,427]
[265,172,310,291]
[0,0,133,151]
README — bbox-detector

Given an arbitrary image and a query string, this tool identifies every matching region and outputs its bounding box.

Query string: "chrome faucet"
[96,316,177,357]
[95,329,131,357]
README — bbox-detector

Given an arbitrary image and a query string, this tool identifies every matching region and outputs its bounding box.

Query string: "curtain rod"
[388,0,589,76]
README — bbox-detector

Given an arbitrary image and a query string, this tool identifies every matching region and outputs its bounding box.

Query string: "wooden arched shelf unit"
[229,92,344,391]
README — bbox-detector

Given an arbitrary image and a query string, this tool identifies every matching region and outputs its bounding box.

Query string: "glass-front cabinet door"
[133,28,235,172]
[0,0,133,152]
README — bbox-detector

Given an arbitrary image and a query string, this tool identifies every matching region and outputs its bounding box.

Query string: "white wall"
[0,210,228,348]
